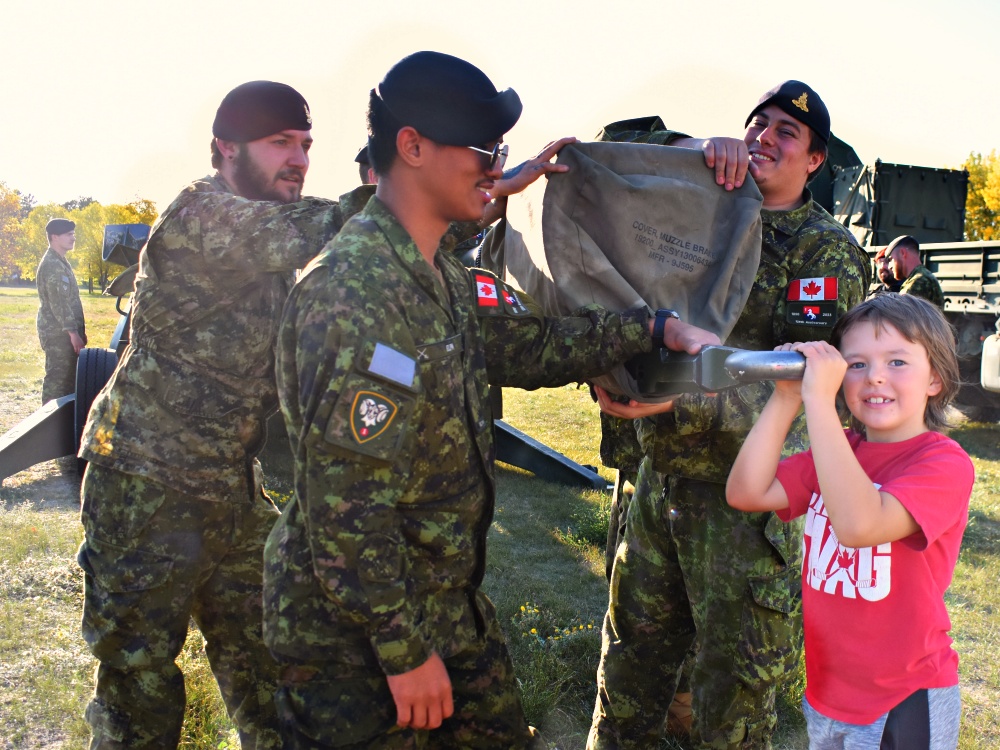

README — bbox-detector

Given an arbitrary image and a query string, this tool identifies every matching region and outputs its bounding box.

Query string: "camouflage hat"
[213,80,312,142]
[375,51,522,147]
[45,218,75,235]
[745,81,830,144]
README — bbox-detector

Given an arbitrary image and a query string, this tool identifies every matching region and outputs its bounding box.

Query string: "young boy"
[727,293,974,749]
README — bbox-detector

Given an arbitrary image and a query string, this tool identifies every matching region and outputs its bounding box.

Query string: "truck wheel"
[75,348,119,475]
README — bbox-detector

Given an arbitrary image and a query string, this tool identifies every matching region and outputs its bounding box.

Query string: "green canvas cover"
[492,141,763,400]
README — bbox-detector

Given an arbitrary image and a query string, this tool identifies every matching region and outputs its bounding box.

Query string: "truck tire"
[75,348,119,474]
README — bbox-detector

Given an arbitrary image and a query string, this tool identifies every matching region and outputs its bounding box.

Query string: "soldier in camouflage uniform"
[588,82,872,750]
[76,81,374,750]
[36,217,87,403]
[887,234,945,308]
[262,51,720,750]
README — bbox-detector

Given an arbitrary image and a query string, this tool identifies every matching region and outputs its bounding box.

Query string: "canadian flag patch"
[476,274,499,307]
[787,277,838,301]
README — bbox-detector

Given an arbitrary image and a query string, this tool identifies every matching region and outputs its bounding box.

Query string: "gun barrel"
[724,350,806,383]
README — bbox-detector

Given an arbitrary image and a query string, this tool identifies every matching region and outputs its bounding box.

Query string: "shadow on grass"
[950,423,1000,462]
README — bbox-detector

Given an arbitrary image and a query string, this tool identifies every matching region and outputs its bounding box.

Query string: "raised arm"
[725,360,800,512]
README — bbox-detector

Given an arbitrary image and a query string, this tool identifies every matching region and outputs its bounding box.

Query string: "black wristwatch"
[652,308,681,345]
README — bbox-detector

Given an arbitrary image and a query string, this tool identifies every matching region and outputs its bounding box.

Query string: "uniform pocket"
[275,675,397,746]
[77,537,175,593]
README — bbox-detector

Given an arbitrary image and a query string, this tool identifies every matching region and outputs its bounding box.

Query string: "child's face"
[839,320,943,443]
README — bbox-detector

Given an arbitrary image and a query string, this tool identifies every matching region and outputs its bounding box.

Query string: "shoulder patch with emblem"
[786,276,839,327]
[351,391,398,443]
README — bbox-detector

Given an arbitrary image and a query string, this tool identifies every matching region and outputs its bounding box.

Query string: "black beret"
[376,51,522,147]
[213,81,312,142]
[885,234,920,255]
[354,144,370,165]
[45,218,75,235]
[745,80,830,144]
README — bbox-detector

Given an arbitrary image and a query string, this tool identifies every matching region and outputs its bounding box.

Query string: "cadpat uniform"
[591,192,871,749]
[77,172,371,748]
[899,264,945,308]
[264,196,654,748]
[36,246,86,402]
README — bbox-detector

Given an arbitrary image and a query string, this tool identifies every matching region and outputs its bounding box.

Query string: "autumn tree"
[17,198,158,288]
[0,182,23,280]
[962,150,1000,241]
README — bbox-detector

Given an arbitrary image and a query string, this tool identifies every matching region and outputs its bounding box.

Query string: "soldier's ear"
[215,137,240,161]
[395,127,424,168]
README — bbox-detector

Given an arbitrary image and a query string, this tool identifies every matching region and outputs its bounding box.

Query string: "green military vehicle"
[814,138,1000,420]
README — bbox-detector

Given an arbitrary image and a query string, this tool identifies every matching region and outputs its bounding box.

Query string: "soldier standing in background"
[589,81,872,750]
[262,50,720,749]
[887,234,945,308]
[76,81,374,749]
[36,217,86,403]
[867,244,903,297]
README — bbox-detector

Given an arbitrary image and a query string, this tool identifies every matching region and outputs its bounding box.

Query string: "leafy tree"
[18,191,35,219]
[0,182,23,280]
[17,198,159,288]
[62,196,96,212]
[962,150,1000,241]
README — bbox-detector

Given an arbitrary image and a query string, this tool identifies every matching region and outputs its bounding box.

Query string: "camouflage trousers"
[77,462,282,749]
[40,332,78,403]
[589,457,804,750]
[272,593,542,749]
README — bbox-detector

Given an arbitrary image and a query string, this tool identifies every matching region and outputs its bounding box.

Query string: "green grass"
[2,287,999,749]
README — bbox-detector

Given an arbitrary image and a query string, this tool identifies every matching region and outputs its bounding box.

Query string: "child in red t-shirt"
[727,293,973,749]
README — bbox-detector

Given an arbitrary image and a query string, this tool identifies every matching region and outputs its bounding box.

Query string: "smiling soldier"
[261,50,720,749]
[76,80,376,749]
[590,81,872,750]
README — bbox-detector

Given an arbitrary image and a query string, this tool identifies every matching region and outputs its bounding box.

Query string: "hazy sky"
[3,0,997,214]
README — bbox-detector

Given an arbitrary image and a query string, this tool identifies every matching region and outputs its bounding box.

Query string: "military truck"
[814,138,1000,420]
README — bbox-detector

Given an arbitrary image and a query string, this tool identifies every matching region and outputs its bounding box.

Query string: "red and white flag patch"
[787,277,838,301]
[476,274,499,307]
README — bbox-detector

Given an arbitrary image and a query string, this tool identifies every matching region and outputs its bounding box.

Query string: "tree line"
[961,150,1000,241]
[1,150,996,289]
[0,182,158,290]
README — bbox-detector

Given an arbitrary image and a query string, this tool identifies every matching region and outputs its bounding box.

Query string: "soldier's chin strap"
[626,346,805,399]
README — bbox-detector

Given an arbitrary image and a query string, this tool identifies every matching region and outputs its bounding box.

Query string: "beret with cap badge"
[213,80,312,143]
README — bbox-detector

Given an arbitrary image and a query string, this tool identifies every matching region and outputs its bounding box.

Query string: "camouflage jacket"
[900,264,945,308]
[36,248,85,344]
[79,174,374,500]
[638,192,872,482]
[264,196,651,675]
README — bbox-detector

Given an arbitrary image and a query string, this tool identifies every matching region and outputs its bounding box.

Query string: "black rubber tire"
[75,347,119,474]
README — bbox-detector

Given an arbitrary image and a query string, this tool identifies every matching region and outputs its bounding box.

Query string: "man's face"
[876,254,894,283]
[230,129,311,203]
[423,138,503,224]
[889,248,910,281]
[50,231,76,254]
[743,105,824,205]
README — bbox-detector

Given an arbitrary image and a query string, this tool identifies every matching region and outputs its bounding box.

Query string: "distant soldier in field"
[36,217,86,403]
[76,80,375,749]
[887,234,945,308]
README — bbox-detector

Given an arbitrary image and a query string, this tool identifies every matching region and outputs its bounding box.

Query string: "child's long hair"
[830,293,960,433]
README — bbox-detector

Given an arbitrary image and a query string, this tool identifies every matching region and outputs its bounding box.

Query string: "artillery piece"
[0,224,148,480]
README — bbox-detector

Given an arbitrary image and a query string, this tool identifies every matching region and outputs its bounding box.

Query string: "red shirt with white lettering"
[776,429,973,724]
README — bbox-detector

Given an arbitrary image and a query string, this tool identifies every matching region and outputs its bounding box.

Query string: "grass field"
[1,286,999,749]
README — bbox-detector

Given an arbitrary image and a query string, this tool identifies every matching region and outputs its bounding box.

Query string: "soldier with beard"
[76,81,375,749]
